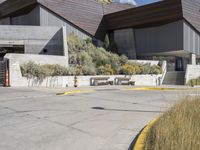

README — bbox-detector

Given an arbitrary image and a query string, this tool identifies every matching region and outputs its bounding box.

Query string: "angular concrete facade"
[112,20,200,60]
[0,25,67,56]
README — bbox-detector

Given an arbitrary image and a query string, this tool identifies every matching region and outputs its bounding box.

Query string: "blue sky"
[114,0,160,5]
[135,0,160,5]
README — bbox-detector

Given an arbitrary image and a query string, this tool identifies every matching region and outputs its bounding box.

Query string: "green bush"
[21,61,69,80]
[22,33,163,77]
[97,64,115,75]
[188,77,200,86]
[141,64,151,74]
[21,34,163,77]
[150,65,162,75]
[82,65,96,75]
[120,64,137,75]
[103,34,110,51]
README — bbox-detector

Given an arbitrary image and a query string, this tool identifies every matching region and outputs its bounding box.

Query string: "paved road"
[0,86,196,150]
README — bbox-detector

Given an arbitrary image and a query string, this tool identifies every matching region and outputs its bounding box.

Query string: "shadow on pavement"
[92,107,163,113]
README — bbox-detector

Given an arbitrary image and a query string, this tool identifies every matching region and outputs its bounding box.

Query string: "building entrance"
[0,45,24,60]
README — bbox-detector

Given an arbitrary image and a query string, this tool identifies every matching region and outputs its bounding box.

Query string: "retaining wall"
[185,64,200,84]
[10,74,162,88]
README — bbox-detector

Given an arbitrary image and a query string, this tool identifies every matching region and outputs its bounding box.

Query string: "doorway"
[175,57,184,71]
[0,45,24,60]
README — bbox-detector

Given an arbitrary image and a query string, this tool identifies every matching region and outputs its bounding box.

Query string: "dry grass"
[144,97,200,150]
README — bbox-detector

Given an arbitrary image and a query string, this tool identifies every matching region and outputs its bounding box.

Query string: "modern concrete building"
[0,0,200,85]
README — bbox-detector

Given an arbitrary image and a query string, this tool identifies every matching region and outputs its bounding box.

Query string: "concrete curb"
[56,90,95,96]
[133,116,160,150]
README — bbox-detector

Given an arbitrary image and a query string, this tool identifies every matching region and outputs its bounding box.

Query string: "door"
[175,57,184,71]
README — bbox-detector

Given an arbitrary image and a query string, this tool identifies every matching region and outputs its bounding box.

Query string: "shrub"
[67,33,163,75]
[103,34,110,51]
[141,64,151,74]
[150,65,162,75]
[51,64,68,76]
[120,55,128,65]
[97,64,114,75]
[21,61,36,79]
[82,65,96,75]
[21,61,69,79]
[120,64,136,75]
[188,77,200,86]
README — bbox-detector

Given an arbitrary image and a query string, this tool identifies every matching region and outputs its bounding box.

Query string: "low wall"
[4,53,68,87]
[129,60,160,66]
[185,65,200,84]
[10,74,162,88]
[6,54,163,87]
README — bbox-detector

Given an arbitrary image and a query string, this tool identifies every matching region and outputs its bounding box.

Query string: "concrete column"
[190,53,196,65]
[182,58,189,71]
[62,26,69,66]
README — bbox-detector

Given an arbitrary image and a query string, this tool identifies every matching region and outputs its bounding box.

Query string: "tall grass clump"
[144,97,200,150]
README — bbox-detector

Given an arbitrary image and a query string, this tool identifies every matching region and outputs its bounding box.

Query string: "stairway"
[163,71,185,85]
[0,61,5,86]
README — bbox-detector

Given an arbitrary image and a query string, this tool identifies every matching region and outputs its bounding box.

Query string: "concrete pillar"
[182,58,189,71]
[190,53,196,65]
[62,26,69,66]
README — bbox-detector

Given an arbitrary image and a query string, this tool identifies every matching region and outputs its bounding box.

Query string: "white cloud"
[115,0,137,5]
[129,0,137,5]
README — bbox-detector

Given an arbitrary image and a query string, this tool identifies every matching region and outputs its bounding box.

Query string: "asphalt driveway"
[0,86,195,150]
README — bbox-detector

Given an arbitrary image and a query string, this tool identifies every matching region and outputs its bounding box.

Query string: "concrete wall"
[39,6,90,40]
[129,60,160,66]
[0,17,10,25]
[9,74,162,88]
[4,54,68,87]
[185,64,200,84]
[183,21,200,55]
[0,5,90,40]
[0,25,66,56]
[114,28,137,59]
[135,20,184,56]
[11,6,40,26]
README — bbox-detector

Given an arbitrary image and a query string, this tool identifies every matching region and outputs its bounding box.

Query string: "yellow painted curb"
[56,90,95,96]
[133,116,160,150]
[128,87,200,91]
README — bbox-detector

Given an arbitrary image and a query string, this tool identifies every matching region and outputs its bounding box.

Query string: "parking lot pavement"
[0,87,198,150]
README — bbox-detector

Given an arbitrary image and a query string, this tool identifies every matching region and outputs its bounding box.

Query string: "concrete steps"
[163,71,185,85]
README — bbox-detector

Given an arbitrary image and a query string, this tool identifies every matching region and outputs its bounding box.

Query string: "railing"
[160,60,167,85]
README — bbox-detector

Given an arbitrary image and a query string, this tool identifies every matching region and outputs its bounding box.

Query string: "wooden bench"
[90,77,110,86]
[114,77,135,86]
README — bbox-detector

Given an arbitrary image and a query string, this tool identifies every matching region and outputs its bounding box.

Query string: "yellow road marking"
[133,116,160,150]
[128,87,200,91]
[56,90,95,96]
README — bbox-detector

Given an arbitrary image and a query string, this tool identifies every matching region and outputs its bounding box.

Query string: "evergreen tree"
[103,34,110,51]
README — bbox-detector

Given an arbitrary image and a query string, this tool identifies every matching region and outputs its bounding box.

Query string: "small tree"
[103,34,110,51]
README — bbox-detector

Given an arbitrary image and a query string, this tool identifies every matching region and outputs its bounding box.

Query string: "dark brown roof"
[182,0,200,33]
[1,0,200,40]
[0,0,133,39]
[105,0,200,34]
